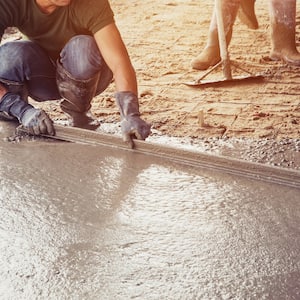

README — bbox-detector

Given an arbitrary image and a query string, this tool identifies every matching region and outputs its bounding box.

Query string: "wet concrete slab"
[0,121,299,299]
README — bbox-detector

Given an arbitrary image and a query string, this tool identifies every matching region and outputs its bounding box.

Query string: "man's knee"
[60,35,103,79]
[0,40,47,81]
[0,40,42,62]
[66,35,96,52]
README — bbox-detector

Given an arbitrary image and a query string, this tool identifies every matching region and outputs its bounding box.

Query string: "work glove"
[21,108,55,136]
[0,92,55,136]
[115,91,151,145]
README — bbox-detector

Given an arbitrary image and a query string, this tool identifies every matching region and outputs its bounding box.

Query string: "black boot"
[56,61,101,130]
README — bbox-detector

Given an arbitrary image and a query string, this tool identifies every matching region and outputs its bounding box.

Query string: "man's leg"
[191,0,259,70]
[0,40,60,101]
[191,0,241,70]
[0,41,56,135]
[57,35,113,130]
[238,0,258,30]
[269,0,300,65]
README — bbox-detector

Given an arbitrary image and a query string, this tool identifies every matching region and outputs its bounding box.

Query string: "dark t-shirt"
[0,0,115,59]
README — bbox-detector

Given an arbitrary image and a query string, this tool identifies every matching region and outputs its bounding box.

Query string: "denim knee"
[60,35,104,79]
[0,40,53,82]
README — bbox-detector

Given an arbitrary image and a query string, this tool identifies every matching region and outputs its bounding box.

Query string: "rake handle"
[215,0,232,80]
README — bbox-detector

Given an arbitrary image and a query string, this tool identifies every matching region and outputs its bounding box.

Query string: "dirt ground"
[110,0,300,140]
[2,0,300,169]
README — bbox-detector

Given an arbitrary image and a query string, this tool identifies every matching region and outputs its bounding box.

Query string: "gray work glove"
[21,108,55,136]
[0,92,55,136]
[115,91,151,145]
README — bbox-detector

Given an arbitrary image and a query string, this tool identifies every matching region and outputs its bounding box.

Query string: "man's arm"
[94,22,137,94]
[93,23,151,145]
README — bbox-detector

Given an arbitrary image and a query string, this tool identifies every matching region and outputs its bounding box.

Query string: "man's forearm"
[94,23,138,95]
[113,63,138,94]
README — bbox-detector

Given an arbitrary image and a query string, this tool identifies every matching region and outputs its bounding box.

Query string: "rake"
[184,0,263,87]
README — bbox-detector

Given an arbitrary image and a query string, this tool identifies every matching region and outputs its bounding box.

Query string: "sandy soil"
[1,0,300,169]
[110,0,300,140]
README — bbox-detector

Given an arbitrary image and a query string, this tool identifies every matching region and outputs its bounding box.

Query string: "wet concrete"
[0,122,300,300]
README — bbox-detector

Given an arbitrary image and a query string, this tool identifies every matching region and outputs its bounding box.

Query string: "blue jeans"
[0,35,113,102]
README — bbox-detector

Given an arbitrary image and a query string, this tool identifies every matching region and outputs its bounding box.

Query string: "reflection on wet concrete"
[0,122,299,299]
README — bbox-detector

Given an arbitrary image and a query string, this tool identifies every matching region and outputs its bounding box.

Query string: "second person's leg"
[269,0,300,65]
[191,0,241,70]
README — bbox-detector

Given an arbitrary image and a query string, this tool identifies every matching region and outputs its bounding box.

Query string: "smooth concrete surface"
[0,121,299,300]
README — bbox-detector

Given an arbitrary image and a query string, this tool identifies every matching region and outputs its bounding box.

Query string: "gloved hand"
[0,92,55,136]
[21,108,55,136]
[115,91,151,145]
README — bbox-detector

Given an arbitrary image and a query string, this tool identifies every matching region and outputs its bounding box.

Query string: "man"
[191,0,300,70]
[0,0,151,144]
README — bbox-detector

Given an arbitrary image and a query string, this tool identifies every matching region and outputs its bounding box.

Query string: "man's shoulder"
[69,0,114,32]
